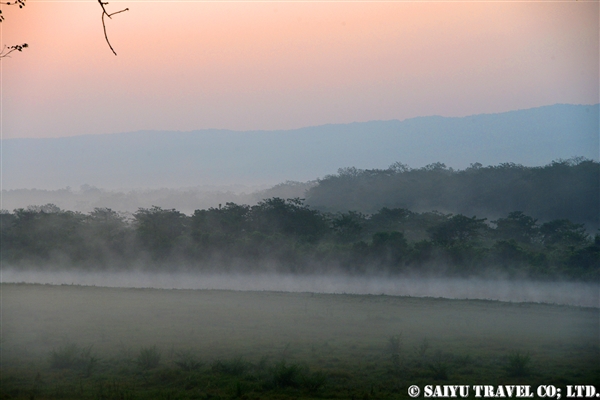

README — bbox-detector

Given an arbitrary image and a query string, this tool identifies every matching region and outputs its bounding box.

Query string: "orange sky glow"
[1,0,598,138]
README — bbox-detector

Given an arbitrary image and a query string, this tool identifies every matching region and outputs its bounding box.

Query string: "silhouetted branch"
[98,0,129,55]
[0,43,27,58]
[1,0,129,57]
[0,0,25,22]
[0,1,28,58]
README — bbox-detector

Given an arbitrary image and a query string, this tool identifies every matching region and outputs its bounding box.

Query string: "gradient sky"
[1,0,598,139]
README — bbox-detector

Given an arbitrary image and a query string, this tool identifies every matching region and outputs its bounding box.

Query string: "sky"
[1,0,598,139]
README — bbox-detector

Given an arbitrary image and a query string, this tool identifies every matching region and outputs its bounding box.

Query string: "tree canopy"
[2,199,597,280]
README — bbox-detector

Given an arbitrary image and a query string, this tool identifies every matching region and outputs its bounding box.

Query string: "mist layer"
[2,270,597,308]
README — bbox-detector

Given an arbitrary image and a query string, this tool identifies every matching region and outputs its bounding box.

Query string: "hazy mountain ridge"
[2,103,598,190]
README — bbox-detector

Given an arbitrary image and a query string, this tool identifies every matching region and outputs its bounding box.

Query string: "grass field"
[1,282,598,399]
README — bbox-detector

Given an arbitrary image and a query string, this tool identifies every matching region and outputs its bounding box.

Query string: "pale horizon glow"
[1,0,598,138]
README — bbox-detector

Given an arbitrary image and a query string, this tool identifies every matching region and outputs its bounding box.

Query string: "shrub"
[429,360,449,380]
[49,343,97,375]
[263,360,327,391]
[417,337,430,358]
[270,361,303,388]
[49,343,80,369]
[388,335,402,372]
[506,351,531,377]
[174,350,202,371]
[428,350,450,380]
[80,345,99,377]
[136,346,161,370]
[211,357,248,376]
[301,370,328,392]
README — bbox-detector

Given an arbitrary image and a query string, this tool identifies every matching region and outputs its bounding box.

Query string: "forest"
[1,158,598,281]
[304,157,598,227]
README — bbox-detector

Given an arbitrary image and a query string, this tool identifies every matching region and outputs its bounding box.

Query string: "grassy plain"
[1,283,598,399]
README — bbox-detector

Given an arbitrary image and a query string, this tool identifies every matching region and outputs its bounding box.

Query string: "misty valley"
[3,0,598,394]
[1,158,598,399]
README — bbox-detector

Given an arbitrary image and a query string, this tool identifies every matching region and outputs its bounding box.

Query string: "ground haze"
[1,283,598,398]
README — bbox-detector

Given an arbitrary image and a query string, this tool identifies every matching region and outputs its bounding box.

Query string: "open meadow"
[1,283,598,399]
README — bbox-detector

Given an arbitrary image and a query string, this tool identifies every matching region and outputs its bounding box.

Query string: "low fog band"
[2,270,598,308]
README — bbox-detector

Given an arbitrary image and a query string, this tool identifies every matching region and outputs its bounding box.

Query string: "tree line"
[1,198,597,280]
[304,157,599,229]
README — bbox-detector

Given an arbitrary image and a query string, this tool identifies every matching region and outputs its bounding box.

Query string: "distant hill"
[2,103,597,190]
[0,182,316,216]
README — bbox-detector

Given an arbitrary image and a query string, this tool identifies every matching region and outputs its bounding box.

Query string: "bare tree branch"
[97,0,129,56]
[1,0,129,57]
[0,43,27,58]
